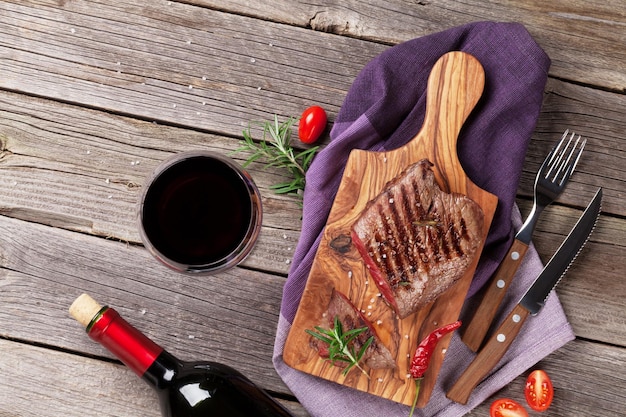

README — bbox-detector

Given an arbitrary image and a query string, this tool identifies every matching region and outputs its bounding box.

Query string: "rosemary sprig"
[306,316,373,378]
[234,115,319,197]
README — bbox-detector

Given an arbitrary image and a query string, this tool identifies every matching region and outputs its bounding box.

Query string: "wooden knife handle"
[447,303,530,405]
[462,239,529,351]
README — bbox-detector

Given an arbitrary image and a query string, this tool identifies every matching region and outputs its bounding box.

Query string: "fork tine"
[555,135,586,185]
[542,130,569,178]
[543,130,572,178]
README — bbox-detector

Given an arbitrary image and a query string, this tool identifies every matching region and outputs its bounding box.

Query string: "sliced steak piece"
[351,159,484,319]
[310,288,395,371]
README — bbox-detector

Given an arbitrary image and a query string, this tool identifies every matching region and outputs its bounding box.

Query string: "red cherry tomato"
[490,398,529,417]
[525,369,554,412]
[298,105,327,144]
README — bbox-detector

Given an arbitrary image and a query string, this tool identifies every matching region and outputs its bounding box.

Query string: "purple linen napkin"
[273,21,575,416]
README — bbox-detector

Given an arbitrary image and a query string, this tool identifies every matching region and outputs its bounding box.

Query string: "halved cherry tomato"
[525,369,554,412]
[298,105,327,144]
[490,398,529,417]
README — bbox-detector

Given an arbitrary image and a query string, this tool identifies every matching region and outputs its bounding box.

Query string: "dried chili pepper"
[408,320,462,417]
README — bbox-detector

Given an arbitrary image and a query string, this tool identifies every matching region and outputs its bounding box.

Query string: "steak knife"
[446,187,602,405]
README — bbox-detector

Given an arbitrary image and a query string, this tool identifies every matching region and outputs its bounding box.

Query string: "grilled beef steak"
[351,159,484,318]
[310,288,395,371]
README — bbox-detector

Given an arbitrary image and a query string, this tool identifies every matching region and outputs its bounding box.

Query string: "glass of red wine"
[138,151,262,275]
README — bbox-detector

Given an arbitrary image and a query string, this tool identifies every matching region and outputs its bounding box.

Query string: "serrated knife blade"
[447,187,602,405]
[520,187,602,314]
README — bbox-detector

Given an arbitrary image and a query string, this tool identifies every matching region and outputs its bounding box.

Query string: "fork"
[461,130,586,352]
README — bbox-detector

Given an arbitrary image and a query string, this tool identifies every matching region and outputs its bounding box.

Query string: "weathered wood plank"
[466,339,626,416]
[0,90,302,275]
[0,338,310,417]
[2,2,624,216]
[0,200,623,371]
[0,0,381,135]
[0,214,291,392]
[1,336,622,417]
[1,76,624,229]
[189,0,626,91]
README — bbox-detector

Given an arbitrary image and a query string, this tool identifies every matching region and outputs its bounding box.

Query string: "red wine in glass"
[139,151,262,274]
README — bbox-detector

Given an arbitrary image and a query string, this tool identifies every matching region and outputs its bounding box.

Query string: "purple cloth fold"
[273,21,574,416]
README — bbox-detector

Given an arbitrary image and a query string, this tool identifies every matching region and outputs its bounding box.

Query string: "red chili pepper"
[408,320,462,417]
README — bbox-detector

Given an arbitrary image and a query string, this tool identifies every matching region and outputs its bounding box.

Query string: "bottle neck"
[87,307,164,378]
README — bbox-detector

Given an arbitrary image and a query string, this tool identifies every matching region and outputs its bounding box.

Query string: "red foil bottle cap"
[88,307,163,376]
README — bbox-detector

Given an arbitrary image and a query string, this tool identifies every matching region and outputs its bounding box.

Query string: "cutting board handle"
[391,51,485,193]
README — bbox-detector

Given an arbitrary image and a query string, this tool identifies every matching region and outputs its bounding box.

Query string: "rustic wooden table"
[1,1,624,416]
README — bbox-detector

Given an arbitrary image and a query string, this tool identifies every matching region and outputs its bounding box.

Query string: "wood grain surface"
[283,52,497,407]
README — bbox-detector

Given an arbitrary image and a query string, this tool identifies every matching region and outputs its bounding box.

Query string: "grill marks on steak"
[352,159,484,318]
[310,289,395,371]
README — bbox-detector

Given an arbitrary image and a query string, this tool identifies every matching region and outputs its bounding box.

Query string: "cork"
[69,294,103,327]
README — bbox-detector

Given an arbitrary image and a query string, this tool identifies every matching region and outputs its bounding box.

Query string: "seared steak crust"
[310,289,395,370]
[351,159,484,318]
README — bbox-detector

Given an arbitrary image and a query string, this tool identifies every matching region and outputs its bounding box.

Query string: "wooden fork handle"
[447,303,531,404]
[461,239,529,351]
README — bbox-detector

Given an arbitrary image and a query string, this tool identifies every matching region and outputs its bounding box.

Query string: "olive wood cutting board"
[283,51,498,408]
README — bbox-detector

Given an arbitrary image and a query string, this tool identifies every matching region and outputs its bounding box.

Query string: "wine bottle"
[69,294,295,417]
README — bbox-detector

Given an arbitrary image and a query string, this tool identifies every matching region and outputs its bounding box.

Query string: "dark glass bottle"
[70,294,294,417]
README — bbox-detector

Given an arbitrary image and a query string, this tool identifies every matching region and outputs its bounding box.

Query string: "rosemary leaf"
[233,115,319,201]
[306,315,372,378]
